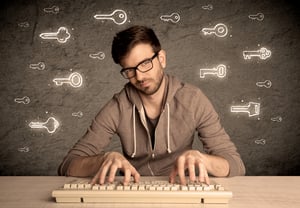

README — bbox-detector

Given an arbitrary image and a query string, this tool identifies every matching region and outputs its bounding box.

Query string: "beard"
[134,71,165,96]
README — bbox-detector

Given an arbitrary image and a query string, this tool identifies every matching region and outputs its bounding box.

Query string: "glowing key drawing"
[18,146,30,153]
[231,102,261,117]
[14,96,30,104]
[202,4,213,10]
[255,138,266,145]
[18,22,30,28]
[94,9,127,25]
[248,13,264,21]
[256,80,272,88]
[271,116,283,122]
[200,64,226,78]
[160,13,180,23]
[29,62,45,70]
[29,117,60,134]
[43,5,60,14]
[39,27,71,43]
[53,72,83,88]
[89,51,105,60]
[243,47,271,60]
[202,23,228,37]
[72,111,83,118]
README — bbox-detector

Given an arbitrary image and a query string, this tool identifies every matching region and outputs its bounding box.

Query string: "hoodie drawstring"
[131,104,137,158]
[166,103,172,154]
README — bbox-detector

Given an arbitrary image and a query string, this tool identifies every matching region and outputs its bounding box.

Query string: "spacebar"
[80,191,230,204]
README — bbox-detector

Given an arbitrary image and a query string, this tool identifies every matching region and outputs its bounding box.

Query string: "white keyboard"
[52,177,232,204]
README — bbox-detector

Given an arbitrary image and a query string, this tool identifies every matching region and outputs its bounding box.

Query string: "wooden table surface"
[0,176,299,208]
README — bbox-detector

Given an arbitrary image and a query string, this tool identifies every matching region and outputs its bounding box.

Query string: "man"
[58,25,245,185]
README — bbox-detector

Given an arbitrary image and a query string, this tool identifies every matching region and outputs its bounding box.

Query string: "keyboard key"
[70,184,78,189]
[63,184,71,189]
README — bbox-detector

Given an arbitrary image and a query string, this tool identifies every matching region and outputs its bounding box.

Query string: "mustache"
[136,79,150,84]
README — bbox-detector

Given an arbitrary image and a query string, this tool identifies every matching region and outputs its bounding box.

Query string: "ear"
[158,50,166,68]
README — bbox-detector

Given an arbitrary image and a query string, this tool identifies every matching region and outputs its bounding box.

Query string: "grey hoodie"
[58,74,245,177]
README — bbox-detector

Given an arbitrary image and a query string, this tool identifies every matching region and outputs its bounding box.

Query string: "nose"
[135,69,146,81]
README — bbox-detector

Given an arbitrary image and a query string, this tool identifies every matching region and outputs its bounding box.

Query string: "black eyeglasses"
[120,52,159,79]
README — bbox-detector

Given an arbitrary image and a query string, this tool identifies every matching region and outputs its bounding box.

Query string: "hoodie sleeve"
[58,94,122,176]
[193,89,246,177]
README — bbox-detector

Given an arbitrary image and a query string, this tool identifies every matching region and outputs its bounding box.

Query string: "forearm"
[60,153,106,177]
[202,153,229,177]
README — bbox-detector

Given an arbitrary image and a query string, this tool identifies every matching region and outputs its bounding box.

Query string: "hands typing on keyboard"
[52,176,232,204]
[90,150,223,186]
[54,151,233,204]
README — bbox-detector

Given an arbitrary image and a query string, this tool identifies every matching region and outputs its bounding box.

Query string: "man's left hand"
[169,150,210,185]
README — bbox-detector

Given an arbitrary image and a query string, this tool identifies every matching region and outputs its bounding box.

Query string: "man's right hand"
[91,152,140,185]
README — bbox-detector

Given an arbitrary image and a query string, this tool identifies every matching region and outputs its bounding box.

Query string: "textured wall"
[0,0,299,176]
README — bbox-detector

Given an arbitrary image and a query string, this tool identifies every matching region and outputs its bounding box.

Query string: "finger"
[169,167,178,184]
[203,166,210,185]
[131,167,140,183]
[187,159,196,182]
[99,161,111,184]
[198,162,205,183]
[91,171,100,185]
[107,163,119,183]
[198,163,209,184]
[177,156,186,185]
[202,164,209,185]
[123,168,131,185]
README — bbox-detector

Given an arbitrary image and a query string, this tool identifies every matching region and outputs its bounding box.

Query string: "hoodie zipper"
[139,107,155,176]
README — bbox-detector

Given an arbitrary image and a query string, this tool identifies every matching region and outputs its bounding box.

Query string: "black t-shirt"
[145,114,159,150]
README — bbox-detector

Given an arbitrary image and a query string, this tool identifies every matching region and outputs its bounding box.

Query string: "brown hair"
[111,25,161,64]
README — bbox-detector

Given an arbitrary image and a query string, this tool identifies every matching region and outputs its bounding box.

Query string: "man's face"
[121,43,166,95]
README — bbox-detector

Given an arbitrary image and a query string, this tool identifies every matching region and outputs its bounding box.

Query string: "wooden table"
[0,176,299,208]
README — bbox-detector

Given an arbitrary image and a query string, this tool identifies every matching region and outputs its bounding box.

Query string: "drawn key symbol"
[14,96,31,104]
[243,47,271,60]
[29,117,60,134]
[160,13,180,23]
[248,13,264,21]
[39,27,71,43]
[200,64,227,78]
[256,80,272,88]
[94,9,127,25]
[53,72,83,88]
[202,23,228,37]
[231,102,261,117]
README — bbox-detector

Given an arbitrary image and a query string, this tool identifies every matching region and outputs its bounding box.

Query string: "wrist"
[201,153,229,177]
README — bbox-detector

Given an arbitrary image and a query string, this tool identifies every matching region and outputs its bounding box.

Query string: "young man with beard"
[58,25,245,185]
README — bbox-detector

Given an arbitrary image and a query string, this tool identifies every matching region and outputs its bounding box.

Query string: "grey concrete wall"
[0,0,299,176]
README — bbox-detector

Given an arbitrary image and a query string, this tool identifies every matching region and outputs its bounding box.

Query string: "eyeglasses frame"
[120,52,159,79]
